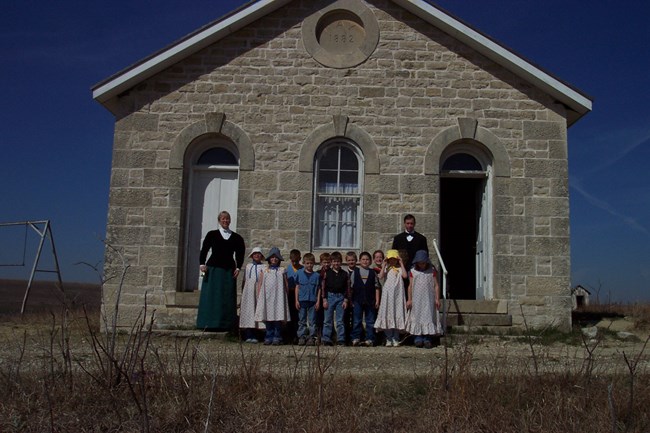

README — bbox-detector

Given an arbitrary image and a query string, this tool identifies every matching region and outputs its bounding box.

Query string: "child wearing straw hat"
[374,249,407,347]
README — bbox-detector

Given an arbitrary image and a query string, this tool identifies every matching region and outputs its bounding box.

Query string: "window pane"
[197,148,238,166]
[317,170,338,193]
[442,153,482,171]
[339,171,359,192]
[319,147,339,170]
[315,196,359,248]
[339,147,358,171]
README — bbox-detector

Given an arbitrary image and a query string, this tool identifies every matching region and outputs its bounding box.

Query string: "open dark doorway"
[440,177,482,300]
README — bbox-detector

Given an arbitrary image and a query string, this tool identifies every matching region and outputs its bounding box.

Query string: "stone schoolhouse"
[93,0,592,330]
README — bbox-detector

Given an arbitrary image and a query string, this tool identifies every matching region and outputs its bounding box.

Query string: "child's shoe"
[385,340,392,347]
[423,340,433,349]
[364,340,374,347]
[414,340,424,348]
[272,339,282,346]
[263,340,272,345]
[306,337,315,346]
[392,339,400,347]
[298,337,306,346]
[352,339,361,346]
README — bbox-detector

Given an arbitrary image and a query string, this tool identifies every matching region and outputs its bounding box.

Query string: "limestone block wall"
[102,0,572,330]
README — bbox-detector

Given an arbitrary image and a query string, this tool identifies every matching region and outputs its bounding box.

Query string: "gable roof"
[572,285,592,295]
[92,0,592,125]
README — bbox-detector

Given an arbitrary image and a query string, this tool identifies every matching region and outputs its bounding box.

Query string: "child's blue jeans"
[264,321,282,343]
[297,301,317,338]
[385,328,400,342]
[323,293,346,344]
[351,301,376,343]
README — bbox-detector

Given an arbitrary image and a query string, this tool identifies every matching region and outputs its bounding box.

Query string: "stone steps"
[167,292,513,328]
[444,312,512,327]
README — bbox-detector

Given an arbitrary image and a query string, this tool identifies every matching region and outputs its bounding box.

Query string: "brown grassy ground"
[0,279,100,315]
[0,302,648,432]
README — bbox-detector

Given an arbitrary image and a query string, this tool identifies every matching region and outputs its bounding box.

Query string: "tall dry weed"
[1,258,649,433]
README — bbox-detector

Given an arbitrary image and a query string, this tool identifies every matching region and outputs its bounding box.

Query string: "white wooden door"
[184,169,239,291]
[475,174,491,300]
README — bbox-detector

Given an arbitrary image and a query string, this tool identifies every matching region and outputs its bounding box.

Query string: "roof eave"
[92,0,292,106]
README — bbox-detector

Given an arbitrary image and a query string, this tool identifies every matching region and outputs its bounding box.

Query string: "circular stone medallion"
[317,12,365,55]
[303,0,379,69]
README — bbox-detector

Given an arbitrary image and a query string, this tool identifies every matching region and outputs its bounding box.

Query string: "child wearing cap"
[239,247,266,343]
[254,247,290,345]
[374,249,407,347]
[405,250,442,348]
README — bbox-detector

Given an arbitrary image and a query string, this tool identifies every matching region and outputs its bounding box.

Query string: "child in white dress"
[254,247,290,345]
[405,250,442,349]
[374,249,407,347]
[239,247,266,343]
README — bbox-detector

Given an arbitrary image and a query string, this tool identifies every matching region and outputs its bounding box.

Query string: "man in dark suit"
[392,214,428,271]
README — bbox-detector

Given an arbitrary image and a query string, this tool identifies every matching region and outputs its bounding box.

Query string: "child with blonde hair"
[374,249,407,347]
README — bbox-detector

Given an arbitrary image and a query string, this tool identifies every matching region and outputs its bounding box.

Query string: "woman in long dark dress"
[197,210,245,330]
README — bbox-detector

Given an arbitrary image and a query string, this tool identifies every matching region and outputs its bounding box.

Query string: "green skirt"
[196,267,237,330]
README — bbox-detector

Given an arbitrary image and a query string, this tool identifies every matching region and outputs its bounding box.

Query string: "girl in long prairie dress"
[239,247,266,343]
[254,247,290,345]
[374,249,407,347]
[405,250,442,349]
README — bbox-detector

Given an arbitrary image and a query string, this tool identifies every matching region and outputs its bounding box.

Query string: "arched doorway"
[183,137,239,292]
[440,145,492,300]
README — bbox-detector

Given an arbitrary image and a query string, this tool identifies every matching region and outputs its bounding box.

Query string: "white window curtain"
[314,144,362,248]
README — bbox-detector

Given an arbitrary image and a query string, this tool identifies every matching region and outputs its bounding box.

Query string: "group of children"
[239,247,442,348]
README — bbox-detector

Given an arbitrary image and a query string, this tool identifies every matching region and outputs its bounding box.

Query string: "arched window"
[196,147,238,166]
[441,153,483,172]
[313,141,363,249]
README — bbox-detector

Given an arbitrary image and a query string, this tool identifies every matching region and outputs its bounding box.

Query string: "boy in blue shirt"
[294,253,321,346]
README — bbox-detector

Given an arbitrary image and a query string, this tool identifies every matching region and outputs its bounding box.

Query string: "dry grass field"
[0,282,648,432]
[0,279,100,316]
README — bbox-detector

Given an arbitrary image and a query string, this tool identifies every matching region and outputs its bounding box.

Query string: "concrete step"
[444,312,512,327]
[444,299,508,314]
[168,291,199,308]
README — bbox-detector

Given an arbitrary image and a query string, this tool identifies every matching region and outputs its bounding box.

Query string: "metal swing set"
[0,220,64,315]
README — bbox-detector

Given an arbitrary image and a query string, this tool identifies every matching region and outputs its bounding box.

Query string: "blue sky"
[1,1,648,302]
